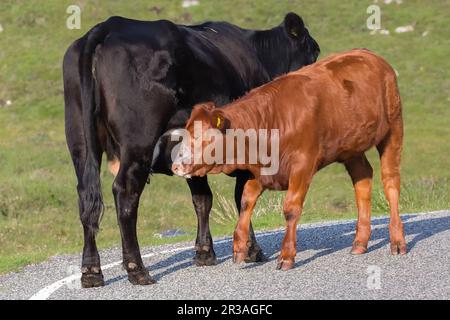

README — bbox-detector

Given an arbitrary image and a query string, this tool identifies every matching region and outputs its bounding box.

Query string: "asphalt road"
[1,210,449,300]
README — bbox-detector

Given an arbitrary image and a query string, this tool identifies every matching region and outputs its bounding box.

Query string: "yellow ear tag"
[216,117,221,128]
[291,30,298,37]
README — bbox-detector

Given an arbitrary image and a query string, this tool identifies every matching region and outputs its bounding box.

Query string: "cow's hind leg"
[64,44,104,287]
[235,172,266,262]
[72,146,105,288]
[377,121,407,255]
[187,176,217,266]
[113,153,155,285]
[344,154,373,255]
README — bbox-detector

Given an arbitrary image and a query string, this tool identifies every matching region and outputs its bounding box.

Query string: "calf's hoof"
[276,258,295,271]
[194,249,217,266]
[390,242,407,255]
[81,266,105,288]
[233,251,247,264]
[350,242,368,255]
[245,244,267,263]
[125,262,156,285]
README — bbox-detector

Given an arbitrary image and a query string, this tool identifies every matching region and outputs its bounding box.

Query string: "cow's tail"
[79,23,108,235]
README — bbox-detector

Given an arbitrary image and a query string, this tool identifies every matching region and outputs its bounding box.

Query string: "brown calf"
[172,49,407,270]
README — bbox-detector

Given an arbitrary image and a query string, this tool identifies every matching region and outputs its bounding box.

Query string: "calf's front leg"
[278,166,314,270]
[233,179,264,263]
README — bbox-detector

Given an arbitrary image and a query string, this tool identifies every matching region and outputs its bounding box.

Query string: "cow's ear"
[283,12,305,39]
[210,111,230,133]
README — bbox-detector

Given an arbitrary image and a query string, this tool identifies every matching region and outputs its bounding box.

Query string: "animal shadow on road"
[106,214,450,284]
[244,214,450,269]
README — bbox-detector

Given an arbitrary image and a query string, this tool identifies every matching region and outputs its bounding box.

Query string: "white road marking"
[29,229,282,300]
[29,246,188,300]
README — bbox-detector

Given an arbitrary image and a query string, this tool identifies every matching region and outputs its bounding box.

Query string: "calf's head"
[171,103,229,178]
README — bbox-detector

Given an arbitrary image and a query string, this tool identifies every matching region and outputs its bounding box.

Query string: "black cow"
[63,13,320,287]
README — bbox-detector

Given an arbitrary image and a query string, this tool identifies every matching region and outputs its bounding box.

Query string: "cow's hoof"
[81,266,104,288]
[390,242,407,255]
[125,262,156,285]
[127,269,156,285]
[276,258,295,271]
[233,252,247,264]
[350,242,368,255]
[245,244,267,263]
[194,250,217,266]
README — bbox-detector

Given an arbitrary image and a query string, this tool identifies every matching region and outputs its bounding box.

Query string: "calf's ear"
[210,110,230,133]
[192,102,216,114]
[201,102,216,112]
[283,12,305,39]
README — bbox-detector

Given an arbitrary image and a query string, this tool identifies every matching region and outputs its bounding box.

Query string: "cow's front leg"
[113,157,155,285]
[234,172,266,262]
[233,179,264,263]
[187,176,216,266]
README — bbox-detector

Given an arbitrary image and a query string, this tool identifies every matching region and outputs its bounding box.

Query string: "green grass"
[0,0,449,274]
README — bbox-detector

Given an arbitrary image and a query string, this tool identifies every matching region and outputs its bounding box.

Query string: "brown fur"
[174,49,407,269]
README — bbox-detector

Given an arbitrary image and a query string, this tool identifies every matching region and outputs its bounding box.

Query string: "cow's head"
[253,12,320,78]
[171,103,229,178]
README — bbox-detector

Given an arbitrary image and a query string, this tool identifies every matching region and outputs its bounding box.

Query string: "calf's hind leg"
[344,154,373,255]
[377,122,407,255]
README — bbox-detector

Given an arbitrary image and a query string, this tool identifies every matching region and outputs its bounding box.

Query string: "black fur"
[78,23,108,235]
[63,13,320,286]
